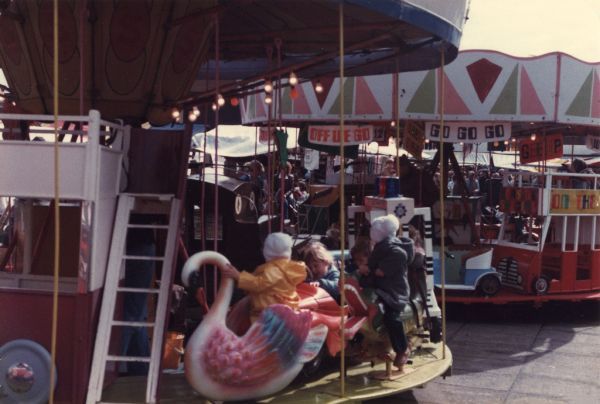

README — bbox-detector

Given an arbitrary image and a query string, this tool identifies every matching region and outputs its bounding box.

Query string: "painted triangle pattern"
[328,78,355,115]
[281,87,292,114]
[293,83,311,115]
[591,71,600,118]
[467,58,502,103]
[313,77,335,109]
[406,70,436,113]
[565,70,592,117]
[519,66,546,115]
[438,70,471,114]
[490,65,518,115]
[355,77,383,114]
[247,93,255,119]
[255,93,267,119]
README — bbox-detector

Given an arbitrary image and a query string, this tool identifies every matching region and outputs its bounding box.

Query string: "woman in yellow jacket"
[222,232,307,322]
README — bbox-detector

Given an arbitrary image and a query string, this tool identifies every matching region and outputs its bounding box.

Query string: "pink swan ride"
[181,251,327,402]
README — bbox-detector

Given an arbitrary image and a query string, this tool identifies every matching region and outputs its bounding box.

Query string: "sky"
[459,0,600,61]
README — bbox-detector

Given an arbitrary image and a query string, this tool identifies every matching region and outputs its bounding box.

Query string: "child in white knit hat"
[222,232,307,321]
[359,214,414,373]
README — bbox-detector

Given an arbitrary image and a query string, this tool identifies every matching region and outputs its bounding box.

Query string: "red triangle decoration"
[293,83,311,115]
[312,77,335,109]
[355,77,383,114]
[519,66,546,115]
[592,71,600,118]
[467,58,502,103]
[438,70,471,115]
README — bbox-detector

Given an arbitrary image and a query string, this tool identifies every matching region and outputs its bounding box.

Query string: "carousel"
[0,1,468,403]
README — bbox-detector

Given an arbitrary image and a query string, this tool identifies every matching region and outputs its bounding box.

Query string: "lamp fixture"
[265,94,273,104]
[264,80,273,93]
[217,94,225,107]
[390,121,396,127]
[171,108,180,119]
[530,133,537,141]
[211,103,217,111]
[188,110,198,122]
[192,106,200,117]
[289,72,298,86]
[315,80,323,93]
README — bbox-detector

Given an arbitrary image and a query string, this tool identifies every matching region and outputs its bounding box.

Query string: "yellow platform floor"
[102,342,451,403]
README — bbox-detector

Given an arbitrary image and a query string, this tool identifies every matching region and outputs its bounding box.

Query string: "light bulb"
[530,133,537,141]
[171,108,180,119]
[504,140,509,145]
[425,139,430,144]
[315,80,323,93]
[230,97,239,106]
[211,103,217,111]
[390,121,396,127]
[459,142,464,146]
[264,80,273,93]
[188,111,197,122]
[265,94,273,104]
[192,106,200,117]
[217,94,225,106]
[511,138,516,143]
[289,72,298,86]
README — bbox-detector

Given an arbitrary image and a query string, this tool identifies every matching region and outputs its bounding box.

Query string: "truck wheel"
[532,276,550,295]
[478,275,501,296]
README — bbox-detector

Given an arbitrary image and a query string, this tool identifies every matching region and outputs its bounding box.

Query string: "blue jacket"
[307,264,340,302]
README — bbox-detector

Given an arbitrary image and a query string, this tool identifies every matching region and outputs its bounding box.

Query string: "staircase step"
[106,355,151,363]
[123,255,165,261]
[117,287,160,294]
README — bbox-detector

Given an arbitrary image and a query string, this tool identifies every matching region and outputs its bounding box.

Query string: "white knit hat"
[370,214,400,243]
[263,232,293,261]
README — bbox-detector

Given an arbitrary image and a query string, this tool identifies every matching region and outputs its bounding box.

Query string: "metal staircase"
[87,193,181,404]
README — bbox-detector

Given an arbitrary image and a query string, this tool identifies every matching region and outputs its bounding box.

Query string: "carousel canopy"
[0,0,468,125]
[240,50,600,128]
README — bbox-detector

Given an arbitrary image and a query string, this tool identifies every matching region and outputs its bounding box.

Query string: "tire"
[478,275,501,297]
[532,276,550,295]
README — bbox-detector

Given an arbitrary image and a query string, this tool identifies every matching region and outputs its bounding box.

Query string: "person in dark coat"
[358,214,414,372]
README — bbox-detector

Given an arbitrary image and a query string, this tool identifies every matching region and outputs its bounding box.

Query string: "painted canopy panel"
[242,51,600,127]
[0,0,468,125]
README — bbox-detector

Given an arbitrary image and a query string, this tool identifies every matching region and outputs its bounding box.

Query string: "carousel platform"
[101,341,451,403]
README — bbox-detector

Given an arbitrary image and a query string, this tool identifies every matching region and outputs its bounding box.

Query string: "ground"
[376,300,600,404]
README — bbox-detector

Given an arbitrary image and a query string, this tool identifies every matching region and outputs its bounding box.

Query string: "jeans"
[382,303,408,356]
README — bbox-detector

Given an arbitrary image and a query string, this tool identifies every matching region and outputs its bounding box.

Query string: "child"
[222,232,307,322]
[346,237,371,274]
[303,242,341,302]
[359,214,414,372]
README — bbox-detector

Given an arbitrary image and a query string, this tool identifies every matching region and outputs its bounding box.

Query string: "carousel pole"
[438,47,447,360]
[338,2,347,397]
[394,57,400,176]
[49,0,61,401]
[213,14,220,298]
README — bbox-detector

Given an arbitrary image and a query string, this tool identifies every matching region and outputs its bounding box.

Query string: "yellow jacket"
[238,258,307,321]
